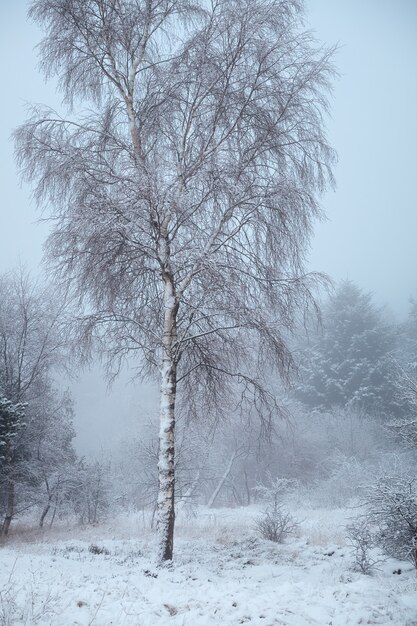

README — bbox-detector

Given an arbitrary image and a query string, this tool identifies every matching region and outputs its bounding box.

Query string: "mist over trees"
[0,0,413,588]
[1,2,417,621]
[1,269,414,555]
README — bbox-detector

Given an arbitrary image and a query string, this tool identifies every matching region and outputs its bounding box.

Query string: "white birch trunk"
[156,276,177,562]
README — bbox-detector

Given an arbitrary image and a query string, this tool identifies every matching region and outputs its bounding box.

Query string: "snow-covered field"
[1,507,416,626]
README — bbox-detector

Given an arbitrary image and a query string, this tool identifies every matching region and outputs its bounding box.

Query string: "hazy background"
[0,0,416,453]
[307,0,417,315]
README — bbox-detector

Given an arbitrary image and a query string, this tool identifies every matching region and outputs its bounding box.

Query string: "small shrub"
[346,520,383,574]
[254,504,298,543]
[0,585,18,626]
[88,544,110,555]
[0,581,58,625]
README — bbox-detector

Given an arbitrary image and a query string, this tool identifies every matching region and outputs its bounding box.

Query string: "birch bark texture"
[15,0,336,561]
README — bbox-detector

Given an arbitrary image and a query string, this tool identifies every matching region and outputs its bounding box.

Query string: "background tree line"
[2,269,415,538]
[0,268,112,535]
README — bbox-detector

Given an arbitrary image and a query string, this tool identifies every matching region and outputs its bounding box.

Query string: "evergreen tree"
[0,394,26,534]
[0,395,25,466]
[296,281,399,416]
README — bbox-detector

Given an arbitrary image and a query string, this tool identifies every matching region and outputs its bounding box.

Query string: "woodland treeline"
[1,271,416,537]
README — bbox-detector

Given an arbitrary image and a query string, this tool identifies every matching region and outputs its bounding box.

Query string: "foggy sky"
[307,0,417,315]
[1,1,416,313]
[1,0,416,453]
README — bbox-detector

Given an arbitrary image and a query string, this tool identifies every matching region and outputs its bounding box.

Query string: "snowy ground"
[1,506,416,625]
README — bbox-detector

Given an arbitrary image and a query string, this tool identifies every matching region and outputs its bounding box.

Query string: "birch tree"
[16,0,336,561]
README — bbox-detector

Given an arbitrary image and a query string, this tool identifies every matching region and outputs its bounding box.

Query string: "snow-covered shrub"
[0,583,18,626]
[255,503,298,543]
[363,472,417,568]
[254,475,299,542]
[0,579,58,625]
[387,364,417,449]
[346,520,383,574]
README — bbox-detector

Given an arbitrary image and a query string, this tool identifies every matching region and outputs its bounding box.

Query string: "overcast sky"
[1,0,416,316]
[0,0,416,452]
[307,0,417,316]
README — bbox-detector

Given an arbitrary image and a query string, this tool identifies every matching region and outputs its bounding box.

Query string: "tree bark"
[39,502,51,528]
[2,478,15,536]
[244,468,251,506]
[49,503,58,529]
[156,278,178,562]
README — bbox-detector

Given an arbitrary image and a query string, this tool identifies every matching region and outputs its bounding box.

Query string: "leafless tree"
[0,268,66,535]
[15,0,336,561]
[29,385,77,528]
[0,269,65,404]
[75,457,112,526]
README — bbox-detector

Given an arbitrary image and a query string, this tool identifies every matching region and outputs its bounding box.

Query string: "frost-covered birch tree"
[16,0,336,561]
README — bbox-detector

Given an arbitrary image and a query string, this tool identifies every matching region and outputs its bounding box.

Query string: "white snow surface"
[1,506,416,625]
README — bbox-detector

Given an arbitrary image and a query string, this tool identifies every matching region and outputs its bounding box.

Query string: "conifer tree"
[296,281,399,417]
[0,395,25,466]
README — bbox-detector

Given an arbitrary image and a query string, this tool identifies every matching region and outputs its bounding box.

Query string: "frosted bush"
[346,520,383,574]
[363,472,417,568]
[254,502,299,543]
